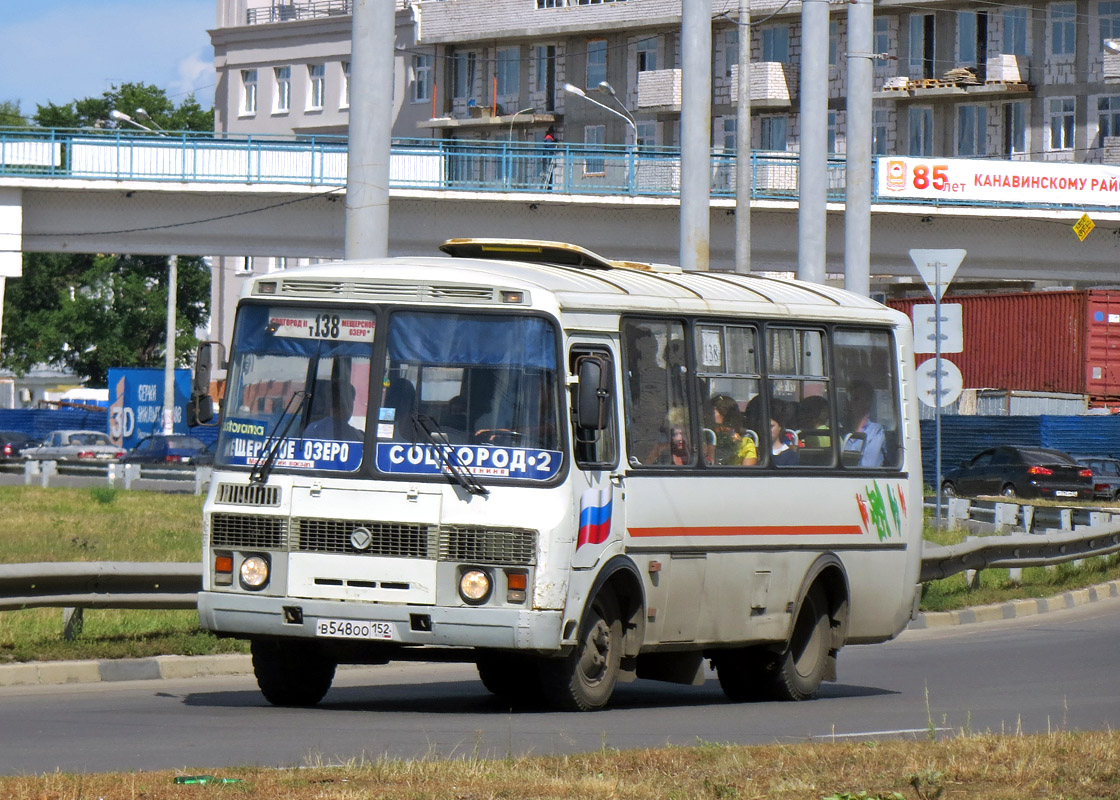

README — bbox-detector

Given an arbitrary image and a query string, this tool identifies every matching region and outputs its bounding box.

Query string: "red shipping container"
[888,290,1120,401]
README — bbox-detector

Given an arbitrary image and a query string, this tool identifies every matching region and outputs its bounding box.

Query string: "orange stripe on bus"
[627,525,864,537]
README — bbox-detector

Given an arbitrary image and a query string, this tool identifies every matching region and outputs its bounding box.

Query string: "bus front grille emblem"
[350,526,373,551]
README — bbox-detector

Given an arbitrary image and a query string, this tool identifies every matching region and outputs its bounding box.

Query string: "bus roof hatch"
[439,238,616,269]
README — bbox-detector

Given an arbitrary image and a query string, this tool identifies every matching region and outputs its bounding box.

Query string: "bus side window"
[570,347,618,469]
[834,328,902,470]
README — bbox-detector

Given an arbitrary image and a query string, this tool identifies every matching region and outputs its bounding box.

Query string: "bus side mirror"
[575,355,612,431]
[187,341,224,427]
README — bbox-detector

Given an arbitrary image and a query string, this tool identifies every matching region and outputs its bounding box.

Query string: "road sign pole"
[935,261,943,529]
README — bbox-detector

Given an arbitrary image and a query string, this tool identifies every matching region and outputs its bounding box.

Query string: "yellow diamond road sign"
[1073,214,1095,241]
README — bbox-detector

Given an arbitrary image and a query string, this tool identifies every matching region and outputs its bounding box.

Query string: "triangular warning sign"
[909,249,966,301]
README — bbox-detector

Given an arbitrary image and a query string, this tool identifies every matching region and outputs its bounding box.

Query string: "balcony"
[637,70,682,111]
[244,0,351,25]
[729,62,795,109]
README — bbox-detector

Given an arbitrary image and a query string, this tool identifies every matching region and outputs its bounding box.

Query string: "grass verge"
[2,730,1119,799]
[2,486,1120,661]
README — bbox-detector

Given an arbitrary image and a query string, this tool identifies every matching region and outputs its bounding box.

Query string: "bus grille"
[215,483,281,507]
[294,519,437,558]
[439,526,537,566]
[210,513,288,549]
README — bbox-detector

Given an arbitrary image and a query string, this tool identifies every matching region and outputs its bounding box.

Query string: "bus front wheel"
[251,639,336,707]
[539,590,623,711]
[769,585,832,701]
[475,651,541,704]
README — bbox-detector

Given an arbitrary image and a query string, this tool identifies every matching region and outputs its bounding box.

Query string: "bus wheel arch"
[544,556,645,711]
[773,555,850,700]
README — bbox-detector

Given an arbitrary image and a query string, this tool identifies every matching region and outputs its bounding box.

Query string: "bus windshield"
[214,304,564,482]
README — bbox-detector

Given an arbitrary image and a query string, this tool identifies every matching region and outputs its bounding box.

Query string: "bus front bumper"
[198,591,565,651]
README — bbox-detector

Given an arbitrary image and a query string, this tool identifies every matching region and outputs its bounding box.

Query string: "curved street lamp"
[507,107,536,142]
[562,83,637,140]
[596,81,638,131]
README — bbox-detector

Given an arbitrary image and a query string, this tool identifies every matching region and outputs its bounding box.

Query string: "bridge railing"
[2,126,1094,213]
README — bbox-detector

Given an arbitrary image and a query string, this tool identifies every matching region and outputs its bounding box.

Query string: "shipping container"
[888,290,1120,403]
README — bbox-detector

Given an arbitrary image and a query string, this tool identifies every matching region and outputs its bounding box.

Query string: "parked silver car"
[23,430,124,462]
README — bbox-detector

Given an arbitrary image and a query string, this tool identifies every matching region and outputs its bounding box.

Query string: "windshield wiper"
[249,390,310,485]
[411,413,489,497]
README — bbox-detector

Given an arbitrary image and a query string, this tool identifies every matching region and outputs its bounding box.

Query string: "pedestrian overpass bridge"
[1,128,1117,285]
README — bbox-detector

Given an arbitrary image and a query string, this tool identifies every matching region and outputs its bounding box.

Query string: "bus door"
[569,341,624,570]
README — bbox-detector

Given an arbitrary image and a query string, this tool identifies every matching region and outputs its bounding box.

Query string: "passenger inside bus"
[383,377,418,441]
[844,379,886,467]
[707,394,757,466]
[303,382,364,441]
[647,411,692,465]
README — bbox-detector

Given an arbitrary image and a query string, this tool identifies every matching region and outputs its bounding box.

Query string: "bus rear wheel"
[769,585,832,701]
[251,639,336,707]
[539,590,622,711]
[713,647,772,702]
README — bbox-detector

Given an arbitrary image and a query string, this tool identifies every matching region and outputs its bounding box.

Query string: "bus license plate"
[315,618,395,640]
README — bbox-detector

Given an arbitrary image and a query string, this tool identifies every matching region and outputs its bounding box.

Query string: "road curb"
[907,579,1120,630]
[4,580,1120,688]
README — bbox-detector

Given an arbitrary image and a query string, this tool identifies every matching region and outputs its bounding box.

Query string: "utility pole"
[798,0,829,284]
[345,0,395,260]
[162,255,177,435]
[734,0,752,273]
[680,0,712,271]
[844,0,874,296]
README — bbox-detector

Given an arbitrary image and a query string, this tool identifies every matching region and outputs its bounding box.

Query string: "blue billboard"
[107,368,191,450]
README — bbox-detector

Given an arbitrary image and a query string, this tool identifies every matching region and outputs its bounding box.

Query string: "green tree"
[0,100,27,127]
[3,85,213,385]
[34,82,213,132]
[2,252,210,386]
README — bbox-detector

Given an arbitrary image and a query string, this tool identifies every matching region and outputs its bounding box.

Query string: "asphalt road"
[1,596,1118,775]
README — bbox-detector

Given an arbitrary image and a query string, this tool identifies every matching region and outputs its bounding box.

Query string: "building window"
[874,17,890,57]
[342,61,350,108]
[1049,96,1075,149]
[957,105,987,156]
[721,29,737,77]
[909,106,933,156]
[241,69,258,115]
[412,54,433,103]
[237,256,254,275]
[723,116,736,150]
[638,35,659,73]
[496,47,520,97]
[829,21,839,67]
[1004,7,1029,56]
[274,66,291,113]
[1099,96,1120,139]
[959,11,977,64]
[584,124,606,174]
[910,13,935,78]
[532,45,556,111]
[760,115,787,150]
[1103,1,1120,47]
[872,108,889,155]
[636,119,657,150]
[761,25,790,63]
[1004,100,1028,154]
[587,38,607,87]
[308,64,325,110]
[1050,3,1076,56]
[453,51,477,100]
[827,110,838,153]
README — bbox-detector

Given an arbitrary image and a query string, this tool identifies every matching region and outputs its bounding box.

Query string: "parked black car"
[942,445,1094,500]
[0,431,39,463]
[121,434,213,466]
[1073,454,1120,501]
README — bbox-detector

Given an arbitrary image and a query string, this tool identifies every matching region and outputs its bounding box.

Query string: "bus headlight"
[458,568,492,604]
[239,555,270,590]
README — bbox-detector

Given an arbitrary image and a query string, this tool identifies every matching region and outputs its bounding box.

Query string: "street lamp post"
[507,107,536,142]
[562,83,637,194]
[111,108,177,435]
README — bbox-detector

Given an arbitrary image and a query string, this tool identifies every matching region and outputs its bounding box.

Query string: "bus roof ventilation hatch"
[440,238,631,271]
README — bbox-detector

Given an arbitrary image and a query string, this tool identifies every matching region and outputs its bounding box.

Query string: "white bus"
[190,239,923,711]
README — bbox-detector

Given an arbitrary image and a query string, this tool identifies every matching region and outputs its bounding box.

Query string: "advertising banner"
[108,368,191,450]
[877,156,1120,206]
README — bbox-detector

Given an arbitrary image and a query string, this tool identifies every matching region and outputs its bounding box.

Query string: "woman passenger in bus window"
[708,394,757,466]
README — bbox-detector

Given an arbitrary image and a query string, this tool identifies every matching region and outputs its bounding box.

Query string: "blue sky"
[0,0,215,116]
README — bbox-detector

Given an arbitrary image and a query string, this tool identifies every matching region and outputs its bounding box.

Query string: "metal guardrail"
[10,460,212,494]
[0,127,1110,214]
[4,499,1120,639]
